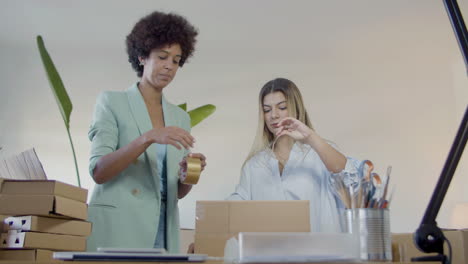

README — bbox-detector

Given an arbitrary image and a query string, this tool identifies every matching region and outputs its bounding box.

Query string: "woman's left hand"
[275,117,314,143]
[179,152,207,173]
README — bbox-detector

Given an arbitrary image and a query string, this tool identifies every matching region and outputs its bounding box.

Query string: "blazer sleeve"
[88,92,119,177]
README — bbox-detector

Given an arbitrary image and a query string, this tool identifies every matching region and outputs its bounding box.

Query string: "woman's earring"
[139,61,144,66]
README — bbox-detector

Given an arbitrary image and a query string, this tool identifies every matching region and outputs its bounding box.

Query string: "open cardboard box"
[194,200,310,257]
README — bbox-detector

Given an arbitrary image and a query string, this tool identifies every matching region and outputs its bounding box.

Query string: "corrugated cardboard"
[0,194,87,220]
[180,228,195,253]
[0,230,86,251]
[0,179,87,203]
[195,200,310,257]
[195,232,237,257]
[0,215,8,233]
[392,229,468,264]
[0,249,55,261]
[3,215,91,236]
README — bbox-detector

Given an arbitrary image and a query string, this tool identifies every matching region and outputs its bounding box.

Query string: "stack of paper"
[0,148,47,180]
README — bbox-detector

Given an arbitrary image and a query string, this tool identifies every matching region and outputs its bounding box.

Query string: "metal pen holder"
[345,208,392,261]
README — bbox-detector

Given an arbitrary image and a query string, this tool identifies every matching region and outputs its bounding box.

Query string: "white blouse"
[228,143,361,233]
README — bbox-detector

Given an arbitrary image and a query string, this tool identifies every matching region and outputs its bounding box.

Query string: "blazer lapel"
[126,83,153,135]
[162,96,180,204]
[126,83,160,194]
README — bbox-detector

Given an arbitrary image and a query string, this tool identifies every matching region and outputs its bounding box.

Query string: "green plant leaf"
[36,35,80,187]
[36,35,72,129]
[178,103,187,112]
[188,104,216,127]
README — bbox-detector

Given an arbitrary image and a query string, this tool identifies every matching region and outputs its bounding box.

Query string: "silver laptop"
[97,247,167,254]
[53,251,207,262]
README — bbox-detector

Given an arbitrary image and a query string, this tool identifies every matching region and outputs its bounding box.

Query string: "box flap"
[54,195,88,220]
[53,180,88,203]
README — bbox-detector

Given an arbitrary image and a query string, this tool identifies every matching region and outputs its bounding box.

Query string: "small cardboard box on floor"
[194,200,310,257]
[392,229,468,264]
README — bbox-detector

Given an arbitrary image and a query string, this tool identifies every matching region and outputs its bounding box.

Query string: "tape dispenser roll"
[180,157,201,185]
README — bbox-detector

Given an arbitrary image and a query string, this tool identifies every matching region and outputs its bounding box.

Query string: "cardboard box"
[180,228,195,253]
[392,229,468,264]
[0,215,9,233]
[195,232,236,257]
[0,179,87,203]
[195,200,310,257]
[0,249,55,261]
[0,230,86,251]
[0,194,87,220]
[3,215,91,236]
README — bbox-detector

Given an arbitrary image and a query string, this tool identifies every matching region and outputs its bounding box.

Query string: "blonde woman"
[228,78,361,232]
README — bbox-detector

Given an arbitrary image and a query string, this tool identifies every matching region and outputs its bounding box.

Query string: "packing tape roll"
[180,157,201,185]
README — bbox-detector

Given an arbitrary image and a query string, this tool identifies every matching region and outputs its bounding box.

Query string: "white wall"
[1,0,467,233]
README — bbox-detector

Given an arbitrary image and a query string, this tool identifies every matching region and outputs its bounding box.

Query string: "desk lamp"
[412,1,468,263]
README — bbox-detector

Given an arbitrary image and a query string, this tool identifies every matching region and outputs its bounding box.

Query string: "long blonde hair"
[244,78,314,165]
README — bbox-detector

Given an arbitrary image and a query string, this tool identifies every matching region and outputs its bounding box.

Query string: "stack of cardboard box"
[0,179,91,262]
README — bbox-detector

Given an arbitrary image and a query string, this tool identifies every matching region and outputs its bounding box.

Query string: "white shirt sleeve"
[226,164,252,200]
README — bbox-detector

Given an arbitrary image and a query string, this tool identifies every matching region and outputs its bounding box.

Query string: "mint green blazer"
[86,83,190,253]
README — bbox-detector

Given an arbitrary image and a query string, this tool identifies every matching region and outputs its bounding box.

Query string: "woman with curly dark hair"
[87,11,205,252]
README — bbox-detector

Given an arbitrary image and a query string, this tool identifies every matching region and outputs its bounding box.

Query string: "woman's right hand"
[144,126,195,150]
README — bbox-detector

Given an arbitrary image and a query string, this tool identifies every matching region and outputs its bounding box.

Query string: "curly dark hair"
[126,11,198,77]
